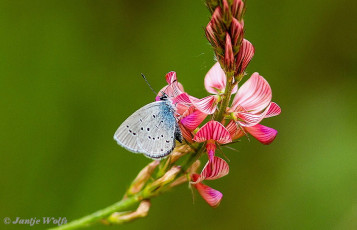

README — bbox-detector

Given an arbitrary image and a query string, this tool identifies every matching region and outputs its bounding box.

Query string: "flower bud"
[108,200,151,224]
[231,18,244,52]
[232,0,245,21]
[224,33,234,72]
[205,23,221,49]
[170,145,192,164]
[210,7,225,38]
[236,39,255,75]
[149,166,181,190]
[126,160,160,196]
[206,0,220,13]
[222,0,232,28]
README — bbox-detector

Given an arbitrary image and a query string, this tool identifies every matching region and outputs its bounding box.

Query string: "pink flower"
[179,106,208,143]
[204,62,238,95]
[227,73,281,144]
[193,121,232,163]
[191,156,229,207]
[157,71,185,100]
[157,72,209,142]
[159,71,220,115]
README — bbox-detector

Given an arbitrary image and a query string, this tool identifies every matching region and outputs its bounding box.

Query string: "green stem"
[49,145,205,230]
[214,72,234,122]
[49,193,144,230]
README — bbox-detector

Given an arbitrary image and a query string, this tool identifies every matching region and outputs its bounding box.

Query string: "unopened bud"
[149,166,181,190]
[231,18,244,51]
[126,160,160,196]
[210,7,225,38]
[224,33,234,72]
[108,200,151,224]
[205,23,221,49]
[170,145,192,164]
[222,0,232,28]
[206,0,220,13]
[222,0,232,27]
[232,0,245,21]
[236,39,255,76]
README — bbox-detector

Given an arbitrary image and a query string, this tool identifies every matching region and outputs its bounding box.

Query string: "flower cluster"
[156,0,281,207]
[157,61,280,206]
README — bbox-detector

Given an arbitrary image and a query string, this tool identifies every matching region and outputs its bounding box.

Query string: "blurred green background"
[0,0,356,229]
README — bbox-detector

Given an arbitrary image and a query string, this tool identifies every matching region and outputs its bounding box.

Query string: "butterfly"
[114,94,183,159]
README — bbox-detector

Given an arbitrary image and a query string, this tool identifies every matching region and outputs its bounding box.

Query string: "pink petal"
[165,71,177,84]
[173,93,192,104]
[158,82,184,99]
[198,157,229,182]
[236,102,275,127]
[265,102,281,118]
[193,121,232,144]
[180,110,207,131]
[204,62,226,94]
[204,62,238,95]
[226,120,245,140]
[194,183,223,208]
[232,73,272,113]
[157,71,184,98]
[245,124,278,145]
[175,103,190,116]
[236,39,255,74]
[190,95,219,114]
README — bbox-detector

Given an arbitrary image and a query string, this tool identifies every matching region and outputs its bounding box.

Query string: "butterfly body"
[114,97,182,159]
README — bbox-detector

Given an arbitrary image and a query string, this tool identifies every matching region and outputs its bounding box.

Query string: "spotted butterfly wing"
[114,99,182,159]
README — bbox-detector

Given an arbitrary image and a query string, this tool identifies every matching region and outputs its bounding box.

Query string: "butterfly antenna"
[217,145,231,162]
[141,73,157,95]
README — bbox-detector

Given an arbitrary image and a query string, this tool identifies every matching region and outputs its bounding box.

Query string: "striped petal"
[232,73,272,113]
[265,102,281,118]
[193,121,232,144]
[205,62,238,95]
[195,183,223,208]
[160,71,184,97]
[191,175,223,208]
[245,124,278,145]
[236,39,255,74]
[197,157,229,183]
[236,102,276,127]
[180,110,207,131]
[158,82,184,99]
[165,71,177,84]
[226,120,245,140]
[190,95,219,114]
[173,93,192,104]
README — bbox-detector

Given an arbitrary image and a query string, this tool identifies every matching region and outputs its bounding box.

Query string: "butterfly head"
[159,92,169,101]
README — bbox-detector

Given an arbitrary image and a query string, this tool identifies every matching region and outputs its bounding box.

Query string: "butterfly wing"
[114,101,162,153]
[137,100,181,159]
